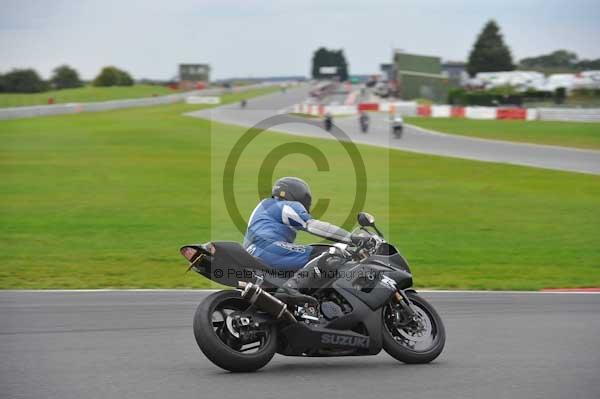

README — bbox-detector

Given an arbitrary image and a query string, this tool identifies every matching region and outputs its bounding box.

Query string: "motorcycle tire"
[382,291,445,364]
[193,290,278,372]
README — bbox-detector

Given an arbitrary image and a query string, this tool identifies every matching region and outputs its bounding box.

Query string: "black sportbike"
[180,212,445,372]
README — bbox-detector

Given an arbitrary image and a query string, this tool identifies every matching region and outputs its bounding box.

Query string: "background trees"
[520,50,600,72]
[311,47,349,81]
[467,20,514,77]
[92,66,134,87]
[50,65,83,89]
[0,69,48,93]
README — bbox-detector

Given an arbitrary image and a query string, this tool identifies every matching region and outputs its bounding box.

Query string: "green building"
[393,52,453,102]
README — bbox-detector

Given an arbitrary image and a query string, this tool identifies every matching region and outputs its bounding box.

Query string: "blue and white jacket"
[243,198,314,270]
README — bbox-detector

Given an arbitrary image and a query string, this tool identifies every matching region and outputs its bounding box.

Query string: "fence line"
[0,84,273,120]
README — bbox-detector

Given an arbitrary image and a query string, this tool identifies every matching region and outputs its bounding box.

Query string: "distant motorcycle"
[324,113,333,132]
[359,112,369,133]
[180,212,446,372]
[391,115,404,138]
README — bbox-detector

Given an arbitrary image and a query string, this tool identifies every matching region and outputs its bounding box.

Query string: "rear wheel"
[382,291,445,364]
[193,290,277,372]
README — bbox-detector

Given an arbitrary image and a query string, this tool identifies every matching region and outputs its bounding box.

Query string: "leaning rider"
[243,177,359,299]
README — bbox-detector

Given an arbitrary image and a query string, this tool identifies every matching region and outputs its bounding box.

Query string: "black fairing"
[183,241,289,288]
[184,240,415,358]
[373,243,411,273]
[278,281,383,356]
[333,262,412,310]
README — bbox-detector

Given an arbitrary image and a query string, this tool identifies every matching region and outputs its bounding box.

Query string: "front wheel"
[193,290,277,372]
[382,291,445,364]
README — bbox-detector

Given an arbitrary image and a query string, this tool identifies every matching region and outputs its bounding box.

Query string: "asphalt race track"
[187,86,600,175]
[1,290,598,399]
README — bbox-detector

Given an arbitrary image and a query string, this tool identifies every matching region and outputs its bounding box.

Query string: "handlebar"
[347,227,385,260]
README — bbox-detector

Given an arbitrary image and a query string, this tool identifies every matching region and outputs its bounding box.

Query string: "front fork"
[392,289,418,321]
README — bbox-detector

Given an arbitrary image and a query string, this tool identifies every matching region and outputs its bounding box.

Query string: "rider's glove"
[351,231,371,246]
[351,231,381,250]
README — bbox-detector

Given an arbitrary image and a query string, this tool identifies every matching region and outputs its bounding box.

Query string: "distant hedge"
[572,88,600,98]
[0,69,48,93]
[93,66,134,87]
[0,65,140,93]
[448,88,559,106]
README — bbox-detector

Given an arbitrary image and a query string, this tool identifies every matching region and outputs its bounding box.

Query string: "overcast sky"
[1,0,599,80]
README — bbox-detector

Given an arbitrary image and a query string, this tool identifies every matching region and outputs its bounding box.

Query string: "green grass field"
[1,89,599,290]
[0,84,179,108]
[405,117,600,150]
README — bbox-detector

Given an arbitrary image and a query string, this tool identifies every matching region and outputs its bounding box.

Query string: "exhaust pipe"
[238,281,296,322]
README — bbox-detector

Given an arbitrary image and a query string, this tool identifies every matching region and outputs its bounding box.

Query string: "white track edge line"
[1,289,598,294]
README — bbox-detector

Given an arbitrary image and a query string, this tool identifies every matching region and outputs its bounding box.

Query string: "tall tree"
[51,65,83,89]
[335,50,349,81]
[311,47,349,81]
[467,20,514,77]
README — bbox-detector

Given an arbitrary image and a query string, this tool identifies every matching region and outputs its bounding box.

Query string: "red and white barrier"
[465,106,497,120]
[451,107,465,118]
[496,107,526,120]
[525,109,538,121]
[292,103,357,116]
[431,105,451,118]
[414,105,538,121]
[357,102,379,112]
[293,102,540,121]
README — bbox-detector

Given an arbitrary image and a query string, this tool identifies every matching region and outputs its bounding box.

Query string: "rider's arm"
[305,219,352,244]
[281,201,352,244]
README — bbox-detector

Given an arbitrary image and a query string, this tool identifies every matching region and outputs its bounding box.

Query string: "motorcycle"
[391,115,404,139]
[324,114,333,132]
[359,113,369,133]
[180,212,445,372]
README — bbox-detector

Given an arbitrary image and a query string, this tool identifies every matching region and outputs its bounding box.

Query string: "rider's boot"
[277,253,342,305]
[276,264,319,306]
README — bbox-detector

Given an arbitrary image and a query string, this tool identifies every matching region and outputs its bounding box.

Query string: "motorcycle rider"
[324,112,333,132]
[243,177,361,300]
[359,111,369,133]
[391,114,403,138]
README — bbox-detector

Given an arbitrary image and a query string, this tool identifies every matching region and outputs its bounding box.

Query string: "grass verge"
[405,117,600,150]
[0,85,185,108]
[1,92,599,290]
